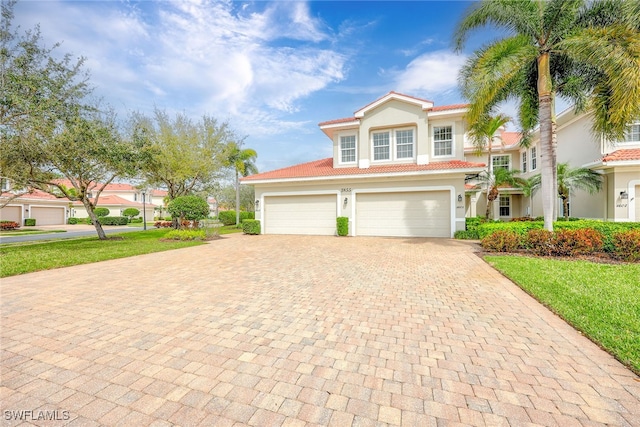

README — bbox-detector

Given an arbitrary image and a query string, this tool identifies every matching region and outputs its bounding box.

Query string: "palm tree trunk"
[537,52,556,232]
[485,143,493,219]
[562,197,569,221]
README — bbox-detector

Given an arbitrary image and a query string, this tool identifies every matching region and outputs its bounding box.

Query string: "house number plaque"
[341,188,352,193]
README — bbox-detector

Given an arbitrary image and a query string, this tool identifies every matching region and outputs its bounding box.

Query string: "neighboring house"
[465,108,640,222]
[242,92,485,237]
[0,188,70,225]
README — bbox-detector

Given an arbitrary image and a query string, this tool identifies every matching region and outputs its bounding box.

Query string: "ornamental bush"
[336,217,348,236]
[0,220,19,230]
[24,218,36,226]
[164,229,206,241]
[122,208,140,219]
[524,229,555,256]
[242,219,261,235]
[481,230,520,252]
[100,216,129,225]
[217,210,254,226]
[168,196,209,222]
[611,230,640,262]
[154,221,173,228]
[94,207,110,217]
[553,228,603,256]
[67,217,79,224]
[454,230,479,240]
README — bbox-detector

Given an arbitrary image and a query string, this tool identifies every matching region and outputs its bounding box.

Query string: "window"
[530,146,537,170]
[0,178,9,192]
[396,129,414,159]
[492,155,510,171]
[624,123,640,143]
[521,151,527,173]
[373,132,390,161]
[340,135,356,163]
[433,126,453,157]
[499,195,511,217]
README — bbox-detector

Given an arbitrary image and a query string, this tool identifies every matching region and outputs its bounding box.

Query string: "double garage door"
[31,207,65,225]
[263,191,451,237]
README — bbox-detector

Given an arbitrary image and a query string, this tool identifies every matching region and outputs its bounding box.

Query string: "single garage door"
[356,191,451,237]
[264,194,337,235]
[0,206,22,223]
[31,206,65,225]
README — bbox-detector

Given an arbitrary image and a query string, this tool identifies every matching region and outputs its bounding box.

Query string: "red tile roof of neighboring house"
[53,179,138,192]
[602,148,640,162]
[72,195,146,207]
[464,183,480,190]
[151,189,168,197]
[500,131,522,147]
[429,103,469,112]
[1,189,61,200]
[242,158,485,182]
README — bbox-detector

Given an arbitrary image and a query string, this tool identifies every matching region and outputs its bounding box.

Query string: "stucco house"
[242,92,485,237]
[243,92,640,237]
[465,108,640,222]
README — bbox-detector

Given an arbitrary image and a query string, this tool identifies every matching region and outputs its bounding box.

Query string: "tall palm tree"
[468,113,511,215]
[454,0,640,231]
[477,167,524,219]
[517,175,541,217]
[225,142,258,227]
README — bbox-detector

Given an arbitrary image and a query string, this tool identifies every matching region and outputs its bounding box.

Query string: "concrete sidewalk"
[1,234,638,426]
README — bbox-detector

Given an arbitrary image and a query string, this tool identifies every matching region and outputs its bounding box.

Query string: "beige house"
[242,92,485,237]
[243,93,640,237]
[465,108,640,222]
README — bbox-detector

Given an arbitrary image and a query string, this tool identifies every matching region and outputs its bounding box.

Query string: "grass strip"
[485,255,640,374]
[0,229,204,277]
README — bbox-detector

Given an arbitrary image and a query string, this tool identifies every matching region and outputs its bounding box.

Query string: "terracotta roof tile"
[1,189,60,200]
[500,131,522,147]
[71,195,147,207]
[429,103,469,112]
[318,117,360,127]
[602,148,640,162]
[242,158,485,182]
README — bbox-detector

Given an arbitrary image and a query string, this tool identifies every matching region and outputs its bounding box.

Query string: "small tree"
[477,168,524,219]
[122,208,140,219]
[94,207,110,217]
[167,195,209,228]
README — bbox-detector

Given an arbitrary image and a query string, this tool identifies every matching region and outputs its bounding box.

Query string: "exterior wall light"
[457,194,463,203]
[344,197,348,206]
[255,200,260,211]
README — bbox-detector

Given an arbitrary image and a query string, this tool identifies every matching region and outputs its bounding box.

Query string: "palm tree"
[468,113,511,216]
[225,142,258,227]
[477,167,524,219]
[517,175,541,217]
[454,0,640,231]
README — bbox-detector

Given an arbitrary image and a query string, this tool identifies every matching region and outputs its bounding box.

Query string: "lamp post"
[142,191,147,230]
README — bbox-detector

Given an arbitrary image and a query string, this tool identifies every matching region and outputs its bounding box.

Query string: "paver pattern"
[1,234,639,426]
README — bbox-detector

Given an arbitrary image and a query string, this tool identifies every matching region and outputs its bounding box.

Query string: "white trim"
[358,159,370,169]
[259,190,341,234]
[491,154,511,171]
[628,179,640,221]
[427,108,467,118]
[370,126,416,163]
[499,194,512,219]
[319,120,360,130]
[338,132,358,166]
[416,154,429,165]
[354,93,433,118]
[351,185,456,238]
[432,123,455,159]
[242,167,484,185]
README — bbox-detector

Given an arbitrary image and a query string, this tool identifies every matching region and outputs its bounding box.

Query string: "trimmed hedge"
[94,207,110,217]
[217,210,255,226]
[67,217,79,224]
[242,219,261,235]
[99,216,129,226]
[336,217,348,236]
[0,220,19,230]
[164,229,206,241]
[24,218,36,226]
[612,230,640,262]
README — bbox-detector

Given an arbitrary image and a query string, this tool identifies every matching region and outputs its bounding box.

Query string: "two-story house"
[242,92,485,237]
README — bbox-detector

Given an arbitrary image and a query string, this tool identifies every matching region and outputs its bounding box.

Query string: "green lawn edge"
[485,255,640,375]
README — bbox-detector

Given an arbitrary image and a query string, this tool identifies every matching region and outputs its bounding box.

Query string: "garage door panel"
[0,206,22,223]
[31,207,65,225]
[265,195,336,235]
[356,191,450,237]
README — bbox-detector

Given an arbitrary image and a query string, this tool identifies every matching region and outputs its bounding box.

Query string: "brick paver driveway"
[2,234,639,426]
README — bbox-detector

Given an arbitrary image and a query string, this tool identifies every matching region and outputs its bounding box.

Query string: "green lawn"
[485,255,640,374]
[0,229,206,277]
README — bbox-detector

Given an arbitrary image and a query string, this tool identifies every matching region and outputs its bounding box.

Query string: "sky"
[13,0,510,173]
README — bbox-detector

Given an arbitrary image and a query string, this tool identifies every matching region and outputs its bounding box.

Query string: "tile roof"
[72,195,147,207]
[500,131,522,147]
[53,179,138,192]
[242,158,485,182]
[429,103,470,112]
[318,117,360,127]
[602,148,640,162]
[1,189,61,201]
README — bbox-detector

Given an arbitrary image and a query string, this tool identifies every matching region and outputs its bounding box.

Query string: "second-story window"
[530,146,537,170]
[373,131,390,161]
[433,126,453,157]
[340,135,356,163]
[492,155,510,171]
[395,129,414,159]
[521,151,527,173]
[624,123,640,143]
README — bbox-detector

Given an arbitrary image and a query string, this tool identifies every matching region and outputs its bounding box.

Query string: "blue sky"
[14,0,500,173]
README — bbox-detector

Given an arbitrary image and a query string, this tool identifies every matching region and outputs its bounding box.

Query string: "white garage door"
[31,207,65,225]
[0,206,22,223]
[356,191,451,237]
[636,185,640,221]
[264,194,337,235]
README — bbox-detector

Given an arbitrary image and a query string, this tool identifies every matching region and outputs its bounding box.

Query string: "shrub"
[99,216,129,225]
[168,196,209,222]
[130,217,143,223]
[510,216,536,222]
[94,207,110,217]
[524,229,555,256]
[481,230,520,252]
[85,217,94,225]
[0,221,19,230]
[67,217,79,225]
[477,221,542,238]
[242,219,261,235]
[122,208,140,219]
[553,228,603,256]
[154,221,173,228]
[611,230,640,262]
[24,218,36,226]
[454,230,479,240]
[336,217,348,236]
[217,210,254,226]
[164,229,206,241]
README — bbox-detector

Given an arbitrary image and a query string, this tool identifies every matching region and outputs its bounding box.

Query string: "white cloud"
[394,50,467,96]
